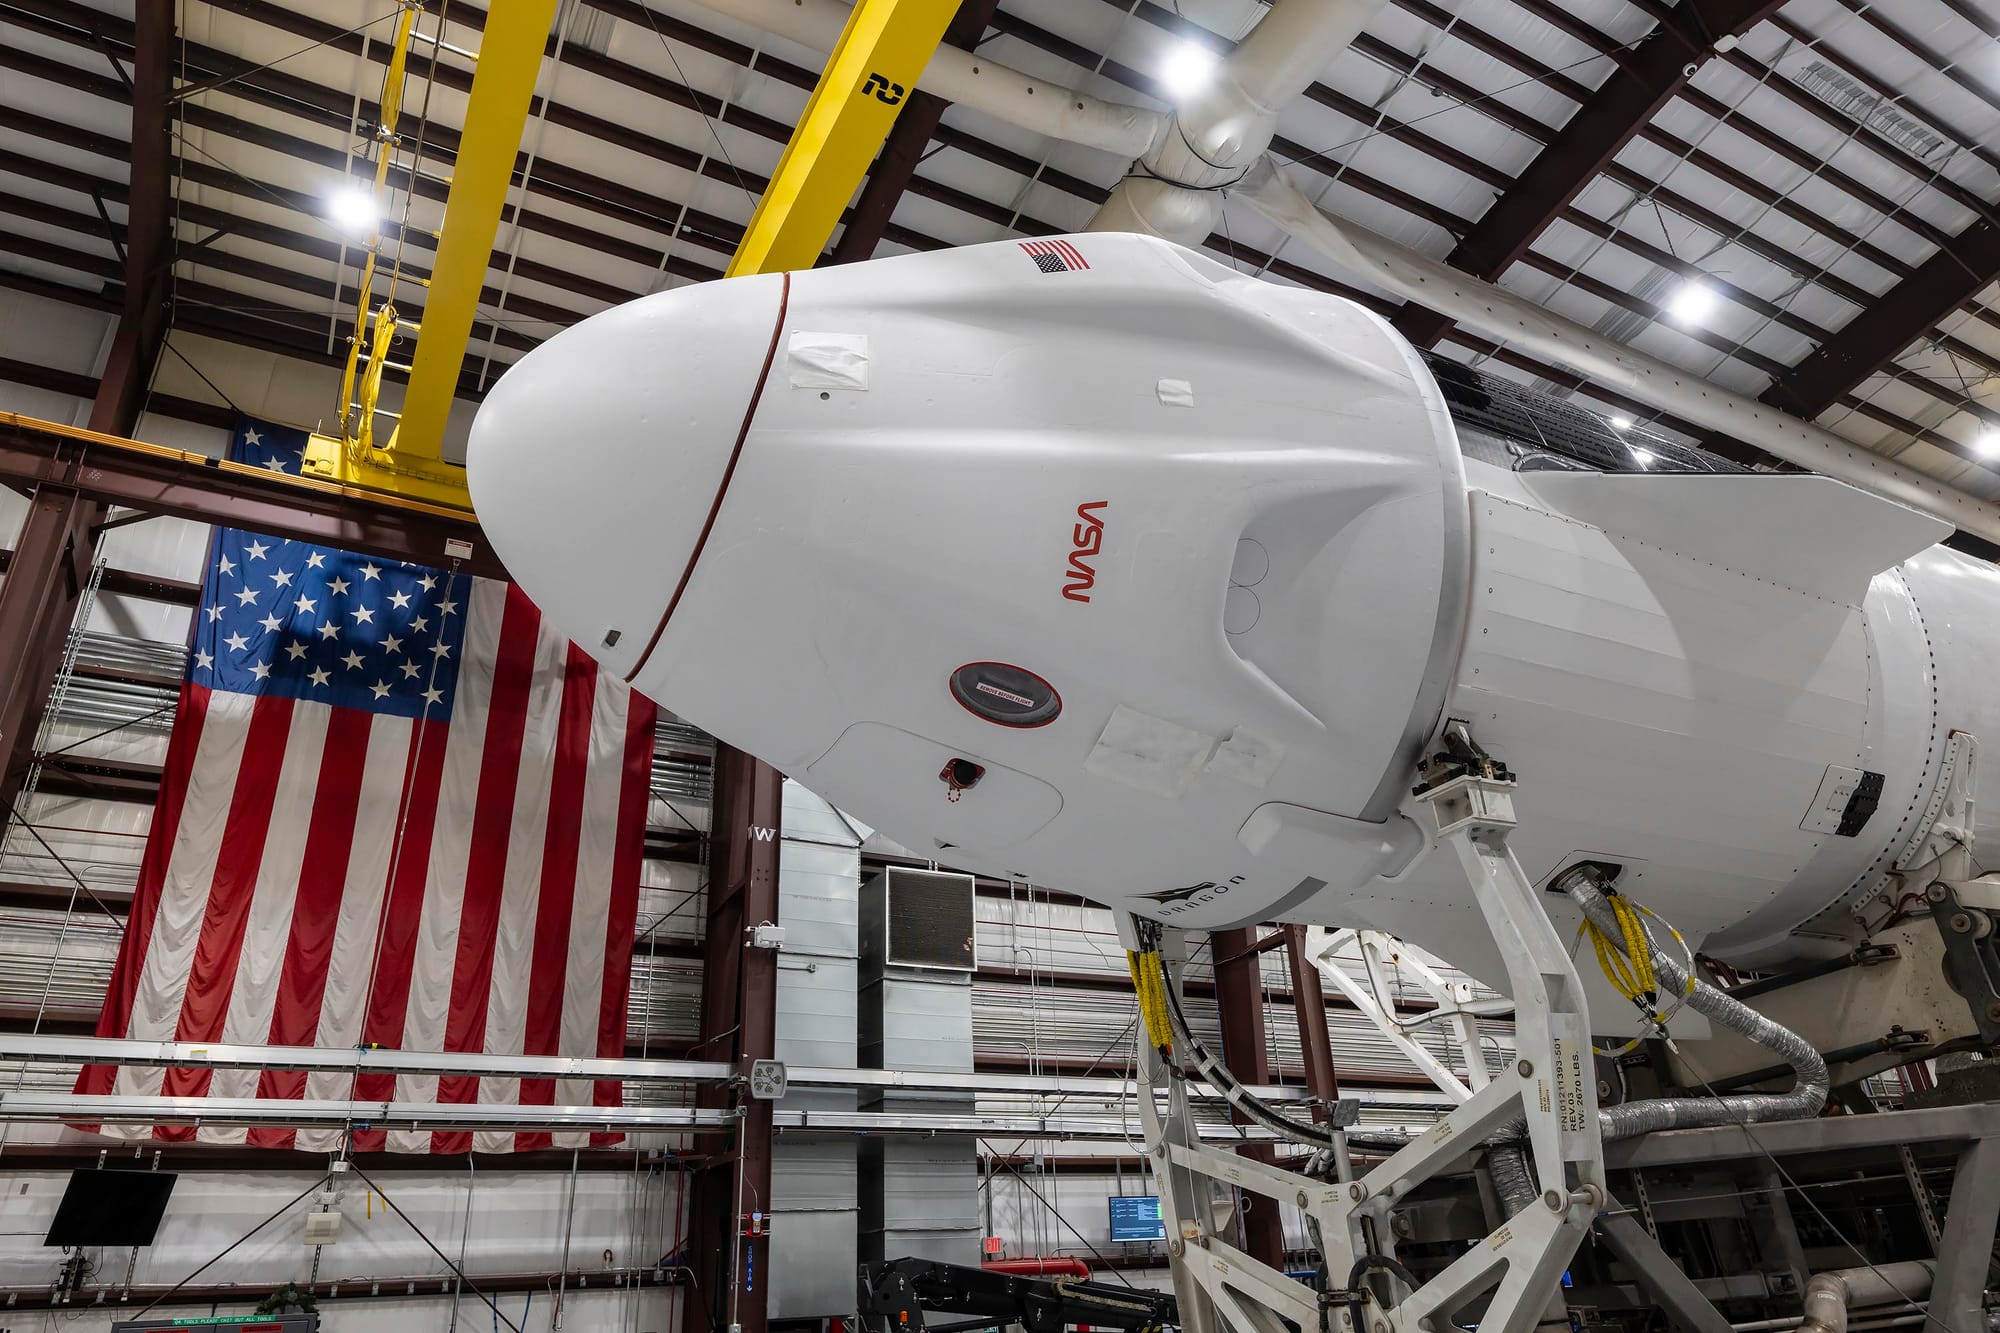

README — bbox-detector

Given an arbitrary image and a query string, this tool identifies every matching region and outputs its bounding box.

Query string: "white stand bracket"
[1306,927,1502,1104]
[1134,757,1606,1333]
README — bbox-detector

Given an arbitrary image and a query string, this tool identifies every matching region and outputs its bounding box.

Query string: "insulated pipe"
[1488,866,1830,1214]
[684,0,1164,158]
[983,1257,1092,1278]
[1794,1262,1934,1333]
[1089,0,1392,243]
[1232,153,2000,546]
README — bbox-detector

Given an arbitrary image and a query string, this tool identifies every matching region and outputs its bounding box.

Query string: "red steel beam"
[0,0,171,820]
[682,745,782,1333]
[1210,926,1287,1269]
[1755,216,2000,424]
[1393,0,1788,349]
[0,415,508,579]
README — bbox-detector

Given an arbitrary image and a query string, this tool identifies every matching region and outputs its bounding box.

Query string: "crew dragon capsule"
[468,232,2000,988]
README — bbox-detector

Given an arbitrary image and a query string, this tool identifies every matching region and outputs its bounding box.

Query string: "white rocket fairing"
[468,233,2000,989]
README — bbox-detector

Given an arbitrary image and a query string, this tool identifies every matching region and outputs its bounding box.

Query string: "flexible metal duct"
[1088,0,1390,242]
[1489,866,1830,1212]
[683,0,1164,158]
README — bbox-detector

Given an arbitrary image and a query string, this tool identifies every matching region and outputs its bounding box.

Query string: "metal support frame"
[1308,926,1500,1103]
[1137,761,1604,1333]
[0,414,505,578]
[1931,1135,2000,1328]
[1593,1205,1736,1333]
[0,485,98,818]
[0,1,170,822]
[682,746,783,1333]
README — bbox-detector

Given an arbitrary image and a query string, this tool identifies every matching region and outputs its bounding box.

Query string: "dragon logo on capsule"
[1063,501,1109,603]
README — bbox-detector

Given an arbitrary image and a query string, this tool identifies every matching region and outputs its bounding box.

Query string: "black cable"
[131,1174,329,1319]
[348,1163,526,1333]
[1346,1253,1420,1294]
[978,1146,1137,1288]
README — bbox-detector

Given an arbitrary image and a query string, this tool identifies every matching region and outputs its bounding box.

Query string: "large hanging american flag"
[78,420,658,1153]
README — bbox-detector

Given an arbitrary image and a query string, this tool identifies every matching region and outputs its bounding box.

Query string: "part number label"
[1551,1014,1592,1162]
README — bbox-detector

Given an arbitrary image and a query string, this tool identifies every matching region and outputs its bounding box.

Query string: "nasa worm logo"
[1063,501,1108,603]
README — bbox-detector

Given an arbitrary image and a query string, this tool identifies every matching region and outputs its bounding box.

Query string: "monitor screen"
[1108,1194,1166,1243]
[45,1170,178,1248]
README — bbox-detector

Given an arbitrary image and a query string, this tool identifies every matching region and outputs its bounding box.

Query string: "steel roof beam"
[0,414,506,576]
[7,0,1986,485]
[1393,0,1787,348]
[1738,217,2000,428]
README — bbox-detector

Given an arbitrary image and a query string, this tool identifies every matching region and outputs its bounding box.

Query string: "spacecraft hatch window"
[949,662,1062,728]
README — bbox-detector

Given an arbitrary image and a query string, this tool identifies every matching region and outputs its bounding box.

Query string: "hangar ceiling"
[3,0,2000,492]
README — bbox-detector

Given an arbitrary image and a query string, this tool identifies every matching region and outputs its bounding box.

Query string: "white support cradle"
[1307,928,1503,1103]
[1132,762,1605,1333]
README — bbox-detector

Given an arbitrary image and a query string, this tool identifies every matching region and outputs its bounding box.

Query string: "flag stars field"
[192,490,473,721]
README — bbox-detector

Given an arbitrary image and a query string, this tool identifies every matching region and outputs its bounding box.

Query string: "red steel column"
[1211,926,1286,1270]
[1282,925,1341,1120]
[0,1,172,817]
[682,746,782,1333]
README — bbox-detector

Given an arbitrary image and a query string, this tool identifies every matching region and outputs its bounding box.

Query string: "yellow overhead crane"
[728,0,962,278]
[308,0,957,509]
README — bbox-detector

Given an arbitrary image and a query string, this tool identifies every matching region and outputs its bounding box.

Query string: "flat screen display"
[1108,1194,1166,1243]
[45,1170,177,1248]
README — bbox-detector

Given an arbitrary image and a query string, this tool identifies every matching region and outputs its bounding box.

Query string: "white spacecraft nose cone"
[467,272,788,678]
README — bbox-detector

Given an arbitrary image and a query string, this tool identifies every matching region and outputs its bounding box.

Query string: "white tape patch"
[1204,729,1283,788]
[1084,705,1216,798]
[787,331,869,390]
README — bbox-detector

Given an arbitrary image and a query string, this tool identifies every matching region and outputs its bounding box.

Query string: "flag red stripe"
[157,694,296,1137]
[591,689,657,1147]
[433,587,544,1154]
[1054,239,1088,270]
[250,705,374,1149]
[351,712,451,1152]
[513,642,599,1153]
[76,682,211,1100]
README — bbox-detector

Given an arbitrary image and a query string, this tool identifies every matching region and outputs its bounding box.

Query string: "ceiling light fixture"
[1665,280,1720,327]
[1159,41,1219,99]
[1630,447,1656,467]
[1610,415,1634,431]
[1975,430,2000,461]
[328,187,379,235]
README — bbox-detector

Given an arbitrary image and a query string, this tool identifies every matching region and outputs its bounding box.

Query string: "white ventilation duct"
[1087,0,1391,242]
[1231,153,2000,546]
[686,0,1165,158]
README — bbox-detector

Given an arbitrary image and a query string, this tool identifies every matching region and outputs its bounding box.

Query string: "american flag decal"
[1020,238,1089,273]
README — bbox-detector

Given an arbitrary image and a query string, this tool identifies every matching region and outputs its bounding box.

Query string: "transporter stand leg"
[1126,734,1605,1333]
[1119,919,1223,1333]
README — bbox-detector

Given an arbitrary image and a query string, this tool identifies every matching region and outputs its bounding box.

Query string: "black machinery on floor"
[860,1258,1180,1333]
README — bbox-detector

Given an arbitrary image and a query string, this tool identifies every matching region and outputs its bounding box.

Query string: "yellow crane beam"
[305,0,561,509]
[727,0,962,278]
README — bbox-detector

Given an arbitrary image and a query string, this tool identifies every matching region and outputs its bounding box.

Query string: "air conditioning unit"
[861,867,977,975]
